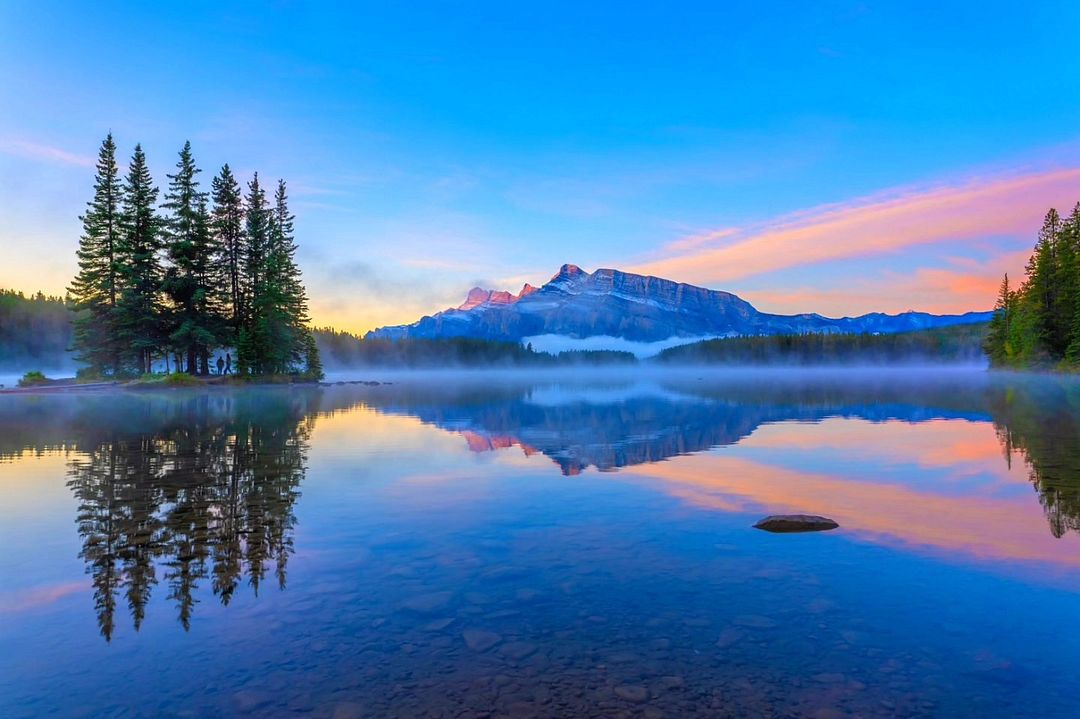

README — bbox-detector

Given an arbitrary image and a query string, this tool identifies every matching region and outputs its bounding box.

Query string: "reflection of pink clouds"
[0,581,85,614]
[744,419,1018,484]
[632,169,1080,312]
[624,451,1080,568]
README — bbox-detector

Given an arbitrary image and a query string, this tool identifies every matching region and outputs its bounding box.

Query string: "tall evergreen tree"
[237,173,271,374]
[984,274,1012,366]
[69,133,123,375]
[161,142,220,374]
[211,164,246,336]
[269,179,314,372]
[115,144,163,374]
[1024,208,1062,357]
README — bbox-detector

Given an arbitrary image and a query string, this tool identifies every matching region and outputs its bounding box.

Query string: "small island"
[62,134,322,383]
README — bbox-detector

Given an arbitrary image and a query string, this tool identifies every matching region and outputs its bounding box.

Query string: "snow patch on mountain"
[523,333,724,358]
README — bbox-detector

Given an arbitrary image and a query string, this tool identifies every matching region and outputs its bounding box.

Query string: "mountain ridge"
[367,264,992,345]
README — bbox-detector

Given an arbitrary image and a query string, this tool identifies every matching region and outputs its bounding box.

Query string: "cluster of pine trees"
[69,134,322,379]
[984,207,1080,368]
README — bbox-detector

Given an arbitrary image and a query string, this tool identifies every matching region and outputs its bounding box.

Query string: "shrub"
[17,370,49,387]
[162,372,201,387]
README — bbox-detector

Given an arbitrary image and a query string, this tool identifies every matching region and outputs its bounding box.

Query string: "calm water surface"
[2,370,1079,718]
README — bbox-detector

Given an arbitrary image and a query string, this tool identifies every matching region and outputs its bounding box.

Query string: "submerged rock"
[613,685,650,703]
[400,591,454,614]
[462,629,502,652]
[753,515,839,533]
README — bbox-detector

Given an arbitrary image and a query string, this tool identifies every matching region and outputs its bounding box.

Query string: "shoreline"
[0,376,346,394]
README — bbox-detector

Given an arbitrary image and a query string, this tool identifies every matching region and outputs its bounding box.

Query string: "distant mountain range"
[367,264,992,350]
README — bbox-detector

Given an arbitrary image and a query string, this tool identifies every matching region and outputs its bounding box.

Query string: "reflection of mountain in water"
[1,390,319,640]
[352,376,993,475]
[351,374,1080,540]
[2,372,1080,639]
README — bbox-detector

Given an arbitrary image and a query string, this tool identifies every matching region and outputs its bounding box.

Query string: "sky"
[3,1,1080,333]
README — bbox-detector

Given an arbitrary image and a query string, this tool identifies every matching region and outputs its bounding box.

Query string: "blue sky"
[3,1,1080,331]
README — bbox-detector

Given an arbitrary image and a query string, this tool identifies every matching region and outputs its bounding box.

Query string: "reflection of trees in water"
[988,380,1080,539]
[6,374,1080,639]
[64,392,316,640]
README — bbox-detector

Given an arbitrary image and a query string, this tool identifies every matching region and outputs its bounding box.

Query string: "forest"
[67,134,321,380]
[655,323,989,365]
[984,205,1080,368]
[0,290,73,370]
[313,328,638,367]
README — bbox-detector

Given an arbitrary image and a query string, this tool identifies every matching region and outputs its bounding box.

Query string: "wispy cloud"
[743,249,1032,315]
[631,167,1080,287]
[0,139,95,167]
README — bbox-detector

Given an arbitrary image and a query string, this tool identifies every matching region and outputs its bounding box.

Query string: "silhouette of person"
[225,353,232,375]
[216,356,225,375]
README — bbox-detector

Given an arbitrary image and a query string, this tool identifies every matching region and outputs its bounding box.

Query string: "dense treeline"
[984,206,1080,368]
[0,290,73,370]
[69,134,322,379]
[312,326,989,368]
[312,328,638,367]
[655,323,989,365]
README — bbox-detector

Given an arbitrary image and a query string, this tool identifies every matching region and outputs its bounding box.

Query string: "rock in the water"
[400,591,454,614]
[733,614,777,629]
[614,685,650,703]
[715,627,744,648]
[500,641,538,660]
[753,514,838,533]
[232,690,272,713]
[462,629,502,652]
[421,617,456,631]
[331,702,365,719]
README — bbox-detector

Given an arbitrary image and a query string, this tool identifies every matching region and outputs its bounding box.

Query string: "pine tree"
[69,133,123,376]
[115,144,163,374]
[984,274,1012,367]
[270,179,313,372]
[1059,204,1080,364]
[1015,209,1061,362]
[211,164,246,337]
[238,173,271,374]
[303,330,324,380]
[161,142,220,374]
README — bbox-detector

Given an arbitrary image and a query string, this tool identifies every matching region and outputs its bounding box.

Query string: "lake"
[1,369,1078,718]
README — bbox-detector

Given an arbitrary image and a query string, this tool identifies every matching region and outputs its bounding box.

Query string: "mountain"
[367,264,992,349]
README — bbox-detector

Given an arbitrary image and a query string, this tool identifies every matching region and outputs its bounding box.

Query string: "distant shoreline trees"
[0,290,73,370]
[984,206,1080,368]
[68,134,322,379]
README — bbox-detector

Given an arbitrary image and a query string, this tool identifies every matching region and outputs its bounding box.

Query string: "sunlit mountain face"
[368,265,993,349]
[2,372,1080,718]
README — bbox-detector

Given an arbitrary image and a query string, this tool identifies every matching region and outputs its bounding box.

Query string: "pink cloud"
[0,139,95,167]
[631,168,1080,288]
[743,249,1031,315]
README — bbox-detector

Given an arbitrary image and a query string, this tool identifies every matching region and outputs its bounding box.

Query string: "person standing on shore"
[224,353,232,375]
[216,356,225,375]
